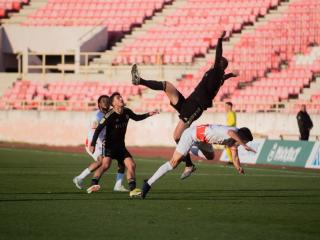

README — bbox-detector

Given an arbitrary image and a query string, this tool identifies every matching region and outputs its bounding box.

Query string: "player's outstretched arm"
[223,70,239,81]
[230,146,244,174]
[128,108,159,121]
[148,109,160,116]
[214,31,226,67]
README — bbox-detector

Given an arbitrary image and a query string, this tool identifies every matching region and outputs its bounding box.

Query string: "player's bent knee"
[205,151,215,160]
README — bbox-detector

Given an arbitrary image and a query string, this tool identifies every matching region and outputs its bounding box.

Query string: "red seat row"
[1,80,143,103]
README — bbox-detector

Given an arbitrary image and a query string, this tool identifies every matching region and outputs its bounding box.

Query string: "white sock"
[77,168,91,180]
[114,173,124,189]
[147,161,173,186]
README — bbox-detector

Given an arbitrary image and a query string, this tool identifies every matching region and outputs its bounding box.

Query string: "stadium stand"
[113,0,281,65]
[0,0,28,19]
[22,0,172,31]
[135,0,320,112]
[0,0,319,113]
[311,91,320,102]
[0,80,143,110]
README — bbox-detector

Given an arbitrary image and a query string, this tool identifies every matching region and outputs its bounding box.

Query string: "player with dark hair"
[87,92,159,197]
[73,95,128,192]
[131,31,238,179]
[141,125,256,199]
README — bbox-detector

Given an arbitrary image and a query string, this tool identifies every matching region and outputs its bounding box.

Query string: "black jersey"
[91,107,149,149]
[188,37,225,110]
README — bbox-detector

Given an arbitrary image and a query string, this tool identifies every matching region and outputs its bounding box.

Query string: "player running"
[140,124,256,199]
[87,92,159,197]
[73,95,128,192]
[131,31,238,179]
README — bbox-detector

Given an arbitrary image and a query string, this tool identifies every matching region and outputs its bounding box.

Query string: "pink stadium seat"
[22,0,168,32]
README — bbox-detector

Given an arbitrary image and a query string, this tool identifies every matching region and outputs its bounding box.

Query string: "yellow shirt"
[226,111,237,127]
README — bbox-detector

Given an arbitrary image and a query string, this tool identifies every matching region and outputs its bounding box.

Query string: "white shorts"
[176,127,197,156]
[85,142,103,161]
[176,126,214,159]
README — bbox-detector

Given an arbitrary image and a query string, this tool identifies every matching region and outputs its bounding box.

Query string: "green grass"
[0,147,320,240]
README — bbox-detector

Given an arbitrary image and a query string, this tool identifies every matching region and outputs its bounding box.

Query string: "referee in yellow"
[225,102,237,164]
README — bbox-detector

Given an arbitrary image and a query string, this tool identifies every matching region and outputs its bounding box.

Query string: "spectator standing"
[297,104,313,141]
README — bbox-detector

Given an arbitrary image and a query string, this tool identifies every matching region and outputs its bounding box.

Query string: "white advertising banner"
[220,139,266,164]
[305,141,320,169]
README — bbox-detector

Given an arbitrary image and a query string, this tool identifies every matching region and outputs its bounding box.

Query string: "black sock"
[91,177,99,186]
[183,153,194,167]
[128,179,136,191]
[140,78,165,91]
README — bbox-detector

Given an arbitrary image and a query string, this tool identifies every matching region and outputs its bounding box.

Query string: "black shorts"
[103,146,132,163]
[179,98,203,126]
[170,90,185,113]
[169,89,203,126]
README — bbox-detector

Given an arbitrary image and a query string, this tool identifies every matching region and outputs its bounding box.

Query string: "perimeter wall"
[0,111,319,146]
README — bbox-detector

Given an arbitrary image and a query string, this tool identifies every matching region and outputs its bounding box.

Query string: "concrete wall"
[0,27,3,72]
[0,111,319,146]
[2,25,108,53]
[1,25,108,73]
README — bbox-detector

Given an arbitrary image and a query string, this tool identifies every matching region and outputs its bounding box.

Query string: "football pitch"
[0,147,320,240]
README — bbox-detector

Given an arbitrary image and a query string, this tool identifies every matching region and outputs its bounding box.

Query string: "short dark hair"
[110,92,121,105]
[238,127,253,142]
[97,95,109,105]
[225,101,233,107]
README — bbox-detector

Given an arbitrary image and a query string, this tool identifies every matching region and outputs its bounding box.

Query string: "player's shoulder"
[123,107,133,113]
[98,109,115,124]
[123,107,131,111]
[105,108,116,118]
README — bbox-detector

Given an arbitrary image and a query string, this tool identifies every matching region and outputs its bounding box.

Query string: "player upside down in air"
[73,95,128,192]
[131,31,238,179]
[88,92,159,197]
[141,124,256,199]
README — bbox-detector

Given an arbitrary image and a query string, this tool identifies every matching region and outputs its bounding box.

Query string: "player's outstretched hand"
[231,70,239,77]
[149,109,160,116]
[220,30,226,39]
[244,145,256,153]
[89,146,95,154]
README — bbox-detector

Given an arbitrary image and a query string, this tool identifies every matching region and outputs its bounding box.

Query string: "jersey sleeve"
[214,37,223,68]
[127,108,149,121]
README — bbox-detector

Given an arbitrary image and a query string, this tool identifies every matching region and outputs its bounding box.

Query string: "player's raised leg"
[131,64,181,106]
